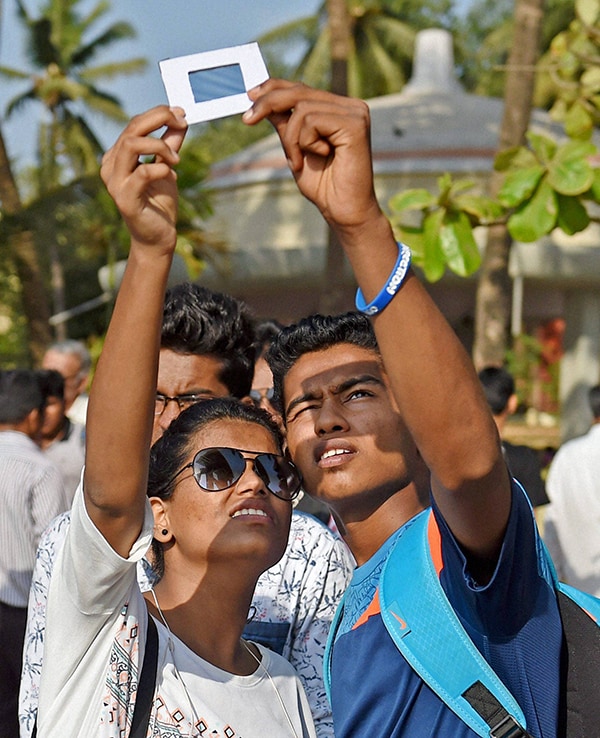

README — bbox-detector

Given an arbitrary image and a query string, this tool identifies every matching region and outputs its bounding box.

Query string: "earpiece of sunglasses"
[168,446,302,501]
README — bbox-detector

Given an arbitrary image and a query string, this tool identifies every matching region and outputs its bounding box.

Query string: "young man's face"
[152,349,231,444]
[282,343,418,520]
[41,395,67,441]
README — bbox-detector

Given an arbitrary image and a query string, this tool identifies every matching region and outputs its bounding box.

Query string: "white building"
[203,30,600,440]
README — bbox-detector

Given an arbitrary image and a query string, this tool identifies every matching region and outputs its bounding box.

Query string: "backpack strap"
[129,613,158,738]
[555,584,600,733]
[379,509,531,738]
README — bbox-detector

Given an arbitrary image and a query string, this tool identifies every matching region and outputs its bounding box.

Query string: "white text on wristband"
[355,242,412,316]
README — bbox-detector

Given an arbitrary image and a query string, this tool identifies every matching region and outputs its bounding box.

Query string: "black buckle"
[490,714,529,738]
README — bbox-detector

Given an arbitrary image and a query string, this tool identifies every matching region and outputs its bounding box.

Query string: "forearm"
[84,245,172,552]
[339,215,510,553]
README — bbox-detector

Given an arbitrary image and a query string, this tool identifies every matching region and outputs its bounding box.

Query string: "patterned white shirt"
[35,487,317,737]
[20,504,353,737]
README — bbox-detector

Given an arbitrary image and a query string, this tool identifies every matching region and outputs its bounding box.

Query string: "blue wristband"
[355,242,412,316]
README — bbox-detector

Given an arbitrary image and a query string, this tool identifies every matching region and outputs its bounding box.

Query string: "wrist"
[329,207,393,251]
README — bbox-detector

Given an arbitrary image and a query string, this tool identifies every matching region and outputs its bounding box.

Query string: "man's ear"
[149,497,173,542]
[75,373,89,396]
[507,393,518,417]
[24,407,43,441]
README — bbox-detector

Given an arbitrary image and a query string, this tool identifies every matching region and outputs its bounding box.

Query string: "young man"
[241,80,585,735]
[0,370,69,736]
[20,282,351,738]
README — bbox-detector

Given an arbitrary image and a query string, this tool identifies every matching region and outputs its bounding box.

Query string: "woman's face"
[153,418,293,574]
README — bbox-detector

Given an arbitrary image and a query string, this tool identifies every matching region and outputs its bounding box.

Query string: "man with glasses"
[20,282,352,738]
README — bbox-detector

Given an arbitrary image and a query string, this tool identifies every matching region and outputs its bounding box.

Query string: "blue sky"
[0,0,322,167]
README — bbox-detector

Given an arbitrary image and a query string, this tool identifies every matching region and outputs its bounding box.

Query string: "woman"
[36,105,317,737]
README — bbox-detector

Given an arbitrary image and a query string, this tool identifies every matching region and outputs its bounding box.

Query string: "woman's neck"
[145,565,259,675]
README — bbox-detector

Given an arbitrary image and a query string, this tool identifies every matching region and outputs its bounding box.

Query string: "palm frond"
[0,65,32,80]
[71,22,137,66]
[78,58,147,82]
[76,88,129,122]
[80,0,112,29]
[298,27,331,87]
[5,89,38,117]
[258,15,321,46]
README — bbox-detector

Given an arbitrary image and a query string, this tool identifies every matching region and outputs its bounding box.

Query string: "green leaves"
[507,179,558,242]
[389,126,600,276]
[494,133,599,242]
[389,174,490,281]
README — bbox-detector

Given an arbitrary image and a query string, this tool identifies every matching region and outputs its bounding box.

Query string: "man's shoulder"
[0,430,58,471]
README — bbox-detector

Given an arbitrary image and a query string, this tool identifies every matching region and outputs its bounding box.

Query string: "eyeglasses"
[154,393,213,416]
[249,387,275,405]
[168,446,302,501]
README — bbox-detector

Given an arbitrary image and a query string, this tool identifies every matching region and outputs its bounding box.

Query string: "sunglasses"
[249,387,275,405]
[169,446,302,501]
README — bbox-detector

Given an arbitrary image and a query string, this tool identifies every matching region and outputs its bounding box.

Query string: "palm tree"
[259,0,417,100]
[0,128,52,363]
[0,0,146,339]
[0,0,146,185]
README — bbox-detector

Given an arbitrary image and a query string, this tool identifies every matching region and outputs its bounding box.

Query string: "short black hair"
[254,318,285,360]
[589,384,600,418]
[267,312,379,417]
[160,283,256,399]
[147,397,284,577]
[0,369,45,424]
[478,366,515,415]
[37,369,65,401]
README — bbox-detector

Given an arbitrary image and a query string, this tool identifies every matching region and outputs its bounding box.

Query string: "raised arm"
[84,106,187,557]
[245,80,510,564]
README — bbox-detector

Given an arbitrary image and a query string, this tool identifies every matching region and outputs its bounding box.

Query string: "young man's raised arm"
[84,107,187,557]
[245,80,510,566]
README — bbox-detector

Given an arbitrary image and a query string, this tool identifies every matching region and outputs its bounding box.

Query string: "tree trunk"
[0,129,52,364]
[473,0,545,369]
[320,0,352,315]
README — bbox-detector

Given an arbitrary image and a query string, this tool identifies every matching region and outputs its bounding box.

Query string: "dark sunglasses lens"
[193,448,244,491]
[255,454,300,500]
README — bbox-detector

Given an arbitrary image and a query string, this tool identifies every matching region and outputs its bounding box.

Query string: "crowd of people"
[1,78,600,737]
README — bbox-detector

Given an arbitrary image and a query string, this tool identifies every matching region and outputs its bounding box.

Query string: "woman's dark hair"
[267,312,379,418]
[147,397,284,577]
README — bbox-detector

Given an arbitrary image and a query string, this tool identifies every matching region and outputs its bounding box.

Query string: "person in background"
[41,339,91,426]
[0,369,69,736]
[544,384,600,597]
[478,366,549,512]
[38,369,85,501]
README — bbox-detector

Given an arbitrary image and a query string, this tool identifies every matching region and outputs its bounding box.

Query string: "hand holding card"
[159,42,269,124]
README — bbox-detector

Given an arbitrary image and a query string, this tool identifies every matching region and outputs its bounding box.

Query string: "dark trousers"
[0,601,27,738]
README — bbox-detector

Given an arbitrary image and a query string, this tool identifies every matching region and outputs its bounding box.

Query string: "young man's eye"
[289,403,317,421]
[347,389,372,401]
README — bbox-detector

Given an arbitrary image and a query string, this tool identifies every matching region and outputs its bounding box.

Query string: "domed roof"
[210,29,563,188]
